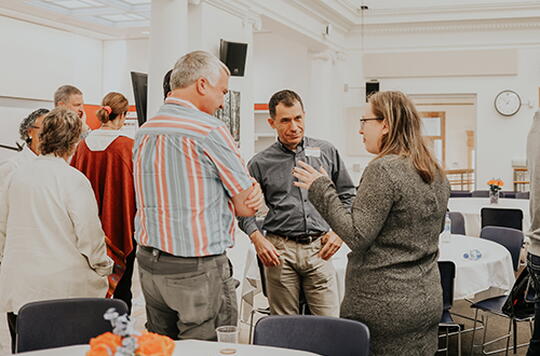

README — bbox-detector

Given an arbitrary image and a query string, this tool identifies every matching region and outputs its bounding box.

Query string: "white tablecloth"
[17,339,321,355]
[448,197,530,237]
[240,234,515,318]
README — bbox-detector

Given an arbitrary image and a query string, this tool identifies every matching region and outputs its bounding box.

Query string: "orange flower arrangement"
[86,309,175,356]
[487,179,504,192]
[87,332,174,356]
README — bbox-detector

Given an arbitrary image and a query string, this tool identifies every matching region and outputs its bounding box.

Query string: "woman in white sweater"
[0,107,113,352]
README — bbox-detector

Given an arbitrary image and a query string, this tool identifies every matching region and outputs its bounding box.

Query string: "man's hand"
[319,231,343,260]
[250,231,281,267]
[245,181,264,211]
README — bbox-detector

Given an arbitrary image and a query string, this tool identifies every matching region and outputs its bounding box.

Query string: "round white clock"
[494,90,521,116]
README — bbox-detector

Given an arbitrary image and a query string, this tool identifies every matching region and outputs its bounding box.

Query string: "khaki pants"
[265,234,339,317]
[136,247,237,341]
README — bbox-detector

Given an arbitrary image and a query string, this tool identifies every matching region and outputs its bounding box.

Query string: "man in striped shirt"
[133,51,262,341]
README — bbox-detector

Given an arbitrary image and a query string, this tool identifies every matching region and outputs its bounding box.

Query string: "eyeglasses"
[359,116,383,129]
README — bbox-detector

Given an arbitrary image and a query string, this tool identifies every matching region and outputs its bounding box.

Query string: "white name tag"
[305,147,321,158]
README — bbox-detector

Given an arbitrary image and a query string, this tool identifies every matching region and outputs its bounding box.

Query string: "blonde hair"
[369,91,443,184]
[39,107,82,157]
[96,92,129,123]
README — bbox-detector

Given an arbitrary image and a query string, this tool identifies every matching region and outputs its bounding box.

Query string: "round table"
[17,339,321,355]
[447,197,530,237]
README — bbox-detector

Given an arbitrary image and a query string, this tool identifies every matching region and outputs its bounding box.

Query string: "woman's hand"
[293,161,328,190]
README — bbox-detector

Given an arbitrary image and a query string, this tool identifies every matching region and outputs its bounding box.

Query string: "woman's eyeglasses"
[359,117,383,129]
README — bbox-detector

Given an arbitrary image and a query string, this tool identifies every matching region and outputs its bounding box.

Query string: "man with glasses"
[238,89,355,317]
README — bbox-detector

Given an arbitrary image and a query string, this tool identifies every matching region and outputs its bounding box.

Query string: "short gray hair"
[54,85,82,106]
[39,107,82,157]
[19,108,50,143]
[170,50,230,90]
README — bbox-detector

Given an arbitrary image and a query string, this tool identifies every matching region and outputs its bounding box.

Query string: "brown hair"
[39,107,82,157]
[96,92,129,123]
[369,91,443,184]
[268,90,304,118]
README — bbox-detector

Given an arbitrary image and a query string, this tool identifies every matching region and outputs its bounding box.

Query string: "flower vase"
[489,190,500,204]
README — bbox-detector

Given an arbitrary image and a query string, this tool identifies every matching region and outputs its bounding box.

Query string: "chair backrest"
[254,315,370,356]
[481,207,523,232]
[471,190,489,198]
[438,261,456,311]
[500,191,516,199]
[480,226,524,271]
[16,298,129,353]
[448,211,466,235]
[516,192,530,199]
[450,191,472,198]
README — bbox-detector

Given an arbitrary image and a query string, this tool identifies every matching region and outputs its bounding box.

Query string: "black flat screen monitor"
[131,71,148,126]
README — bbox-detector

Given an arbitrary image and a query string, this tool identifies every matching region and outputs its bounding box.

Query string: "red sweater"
[71,136,136,263]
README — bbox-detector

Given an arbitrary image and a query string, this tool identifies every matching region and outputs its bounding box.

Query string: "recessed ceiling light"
[53,0,94,9]
[122,0,151,4]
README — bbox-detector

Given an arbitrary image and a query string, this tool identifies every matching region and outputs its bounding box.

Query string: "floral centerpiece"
[86,309,174,356]
[487,179,504,204]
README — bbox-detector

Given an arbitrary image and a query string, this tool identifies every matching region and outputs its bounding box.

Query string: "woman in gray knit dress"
[293,91,450,355]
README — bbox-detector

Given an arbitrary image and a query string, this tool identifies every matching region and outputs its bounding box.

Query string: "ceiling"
[0,0,538,40]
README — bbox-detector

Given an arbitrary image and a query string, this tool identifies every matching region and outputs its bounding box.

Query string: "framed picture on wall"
[215,90,240,143]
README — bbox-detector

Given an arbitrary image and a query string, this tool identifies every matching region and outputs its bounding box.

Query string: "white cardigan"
[0,155,113,313]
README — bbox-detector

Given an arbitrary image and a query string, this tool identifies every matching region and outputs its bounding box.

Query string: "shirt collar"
[276,137,306,154]
[164,97,198,110]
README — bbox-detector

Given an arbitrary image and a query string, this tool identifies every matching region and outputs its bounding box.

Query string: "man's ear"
[267,117,276,129]
[195,77,208,95]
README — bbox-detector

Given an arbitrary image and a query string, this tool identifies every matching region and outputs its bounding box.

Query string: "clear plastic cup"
[216,325,238,343]
[463,249,482,261]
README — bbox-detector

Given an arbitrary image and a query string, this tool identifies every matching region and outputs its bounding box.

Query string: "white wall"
[346,21,540,189]
[0,15,103,104]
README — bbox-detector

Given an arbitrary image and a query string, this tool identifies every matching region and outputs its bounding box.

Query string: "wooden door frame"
[420,111,446,169]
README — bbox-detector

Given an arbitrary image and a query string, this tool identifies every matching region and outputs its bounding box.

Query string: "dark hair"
[39,107,82,157]
[96,92,129,124]
[19,108,50,143]
[163,69,173,100]
[268,90,304,118]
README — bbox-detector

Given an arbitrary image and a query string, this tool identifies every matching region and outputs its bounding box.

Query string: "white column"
[308,50,344,150]
[147,0,189,119]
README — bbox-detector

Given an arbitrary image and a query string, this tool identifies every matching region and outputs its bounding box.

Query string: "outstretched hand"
[292,161,328,190]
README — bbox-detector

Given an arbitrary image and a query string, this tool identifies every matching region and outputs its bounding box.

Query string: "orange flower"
[136,332,175,356]
[487,179,504,187]
[86,332,122,356]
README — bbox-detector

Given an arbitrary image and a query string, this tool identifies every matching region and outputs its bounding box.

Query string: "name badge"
[305,147,321,158]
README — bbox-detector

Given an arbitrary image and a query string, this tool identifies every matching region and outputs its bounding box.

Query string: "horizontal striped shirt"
[133,97,252,257]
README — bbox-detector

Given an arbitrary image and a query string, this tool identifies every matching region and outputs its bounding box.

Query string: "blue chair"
[16,298,128,353]
[469,269,534,355]
[450,191,472,198]
[448,211,466,235]
[500,191,516,199]
[480,226,523,271]
[472,190,490,198]
[438,261,461,356]
[254,315,370,356]
[480,208,523,233]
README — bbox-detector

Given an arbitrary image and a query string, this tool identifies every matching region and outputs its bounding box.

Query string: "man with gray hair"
[54,85,85,119]
[133,50,263,340]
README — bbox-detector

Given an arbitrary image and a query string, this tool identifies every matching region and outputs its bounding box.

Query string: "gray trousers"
[136,247,237,341]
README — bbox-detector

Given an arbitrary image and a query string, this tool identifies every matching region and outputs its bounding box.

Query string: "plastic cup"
[216,325,238,343]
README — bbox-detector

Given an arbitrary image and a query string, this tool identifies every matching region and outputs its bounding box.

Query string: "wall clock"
[494,89,521,116]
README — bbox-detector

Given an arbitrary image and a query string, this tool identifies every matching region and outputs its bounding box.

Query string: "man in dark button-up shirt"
[238,90,355,316]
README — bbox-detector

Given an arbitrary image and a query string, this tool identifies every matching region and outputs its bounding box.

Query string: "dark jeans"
[7,312,16,353]
[113,245,136,314]
[527,253,540,356]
